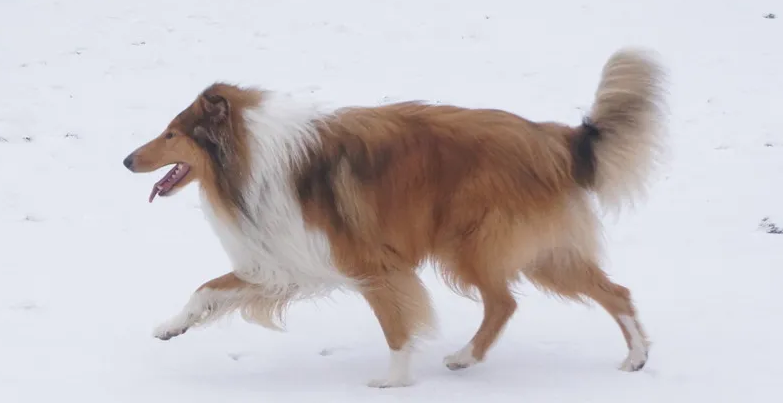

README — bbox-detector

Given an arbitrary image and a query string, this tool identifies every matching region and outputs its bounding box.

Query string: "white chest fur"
[198,93,353,299]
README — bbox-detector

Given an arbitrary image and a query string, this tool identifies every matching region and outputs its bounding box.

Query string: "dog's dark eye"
[164,132,174,139]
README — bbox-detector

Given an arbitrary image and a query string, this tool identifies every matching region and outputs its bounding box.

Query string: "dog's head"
[123,83,259,203]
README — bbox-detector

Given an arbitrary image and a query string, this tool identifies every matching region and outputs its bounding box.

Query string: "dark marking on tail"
[570,118,601,187]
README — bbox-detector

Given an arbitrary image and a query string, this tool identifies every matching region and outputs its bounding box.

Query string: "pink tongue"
[148,186,159,203]
[148,165,180,203]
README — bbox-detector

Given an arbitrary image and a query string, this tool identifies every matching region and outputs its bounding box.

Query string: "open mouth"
[149,163,191,203]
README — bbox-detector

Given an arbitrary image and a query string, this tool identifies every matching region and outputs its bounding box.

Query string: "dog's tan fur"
[125,48,666,384]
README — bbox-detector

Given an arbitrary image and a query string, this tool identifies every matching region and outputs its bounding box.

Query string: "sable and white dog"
[123,48,666,388]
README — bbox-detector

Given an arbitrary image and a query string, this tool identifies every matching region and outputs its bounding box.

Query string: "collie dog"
[123,48,666,387]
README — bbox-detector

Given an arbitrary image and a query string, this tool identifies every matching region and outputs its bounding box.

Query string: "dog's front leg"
[362,271,435,388]
[153,272,254,340]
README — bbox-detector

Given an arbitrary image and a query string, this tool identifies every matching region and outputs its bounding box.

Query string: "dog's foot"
[367,376,414,388]
[367,344,415,388]
[619,348,648,372]
[154,326,188,341]
[617,315,649,372]
[153,316,192,341]
[444,343,479,371]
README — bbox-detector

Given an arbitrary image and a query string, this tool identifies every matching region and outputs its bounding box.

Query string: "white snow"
[1,0,782,401]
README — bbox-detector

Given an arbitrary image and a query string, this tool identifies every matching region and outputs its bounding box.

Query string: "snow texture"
[1,0,782,402]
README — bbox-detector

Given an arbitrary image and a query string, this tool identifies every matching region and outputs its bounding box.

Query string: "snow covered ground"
[1,0,781,401]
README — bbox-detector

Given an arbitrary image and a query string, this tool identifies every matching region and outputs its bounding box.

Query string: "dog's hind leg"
[525,250,650,371]
[441,269,517,371]
[153,272,288,340]
[437,232,522,371]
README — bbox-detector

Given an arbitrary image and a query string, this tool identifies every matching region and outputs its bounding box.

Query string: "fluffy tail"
[571,47,668,213]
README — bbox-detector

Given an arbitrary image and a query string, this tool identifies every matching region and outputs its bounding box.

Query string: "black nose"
[123,154,135,170]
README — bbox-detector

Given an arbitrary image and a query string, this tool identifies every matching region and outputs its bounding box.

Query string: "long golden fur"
[124,47,666,386]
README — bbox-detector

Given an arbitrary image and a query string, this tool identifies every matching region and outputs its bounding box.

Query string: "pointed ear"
[200,94,229,123]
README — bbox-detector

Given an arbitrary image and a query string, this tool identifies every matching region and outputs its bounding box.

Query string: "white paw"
[368,344,415,388]
[367,376,414,388]
[619,348,648,371]
[153,317,190,341]
[444,343,479,371]
[617,315,649,372]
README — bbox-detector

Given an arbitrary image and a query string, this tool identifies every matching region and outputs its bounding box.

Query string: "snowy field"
[1,0,782,401]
